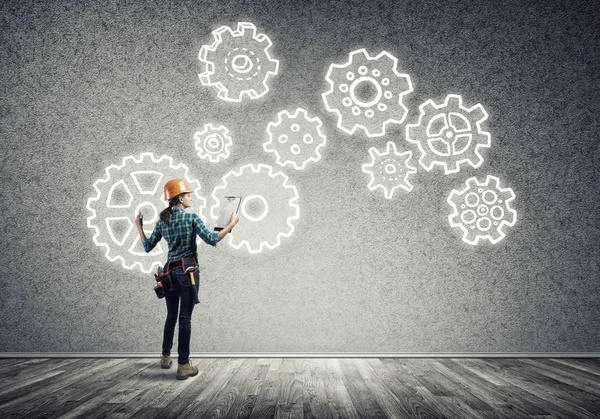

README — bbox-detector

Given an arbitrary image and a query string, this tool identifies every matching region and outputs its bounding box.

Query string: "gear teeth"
[420,100,438,116]
[419,150,437,171]
[469,104,487,124]
[445,94,462,108]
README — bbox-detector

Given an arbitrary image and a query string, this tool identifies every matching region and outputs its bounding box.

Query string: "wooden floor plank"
[518,359,600,395]
[433,359,547,418]
[14,358,138,419]
[0,358,111,410]
[337,359,389,418]
[1,357,599,419]
[175,357,246,418]
[248,358,284,419]
[318,358,361,419]
[549,359,600,377]
[358,358,446,419]
[368,359,476,417]
[480,359,600,419]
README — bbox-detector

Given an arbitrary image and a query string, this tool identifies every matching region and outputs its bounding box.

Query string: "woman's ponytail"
[159,196,181,226]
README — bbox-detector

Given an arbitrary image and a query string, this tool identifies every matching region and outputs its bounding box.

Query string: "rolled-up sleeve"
[143,223,163,253]
[193,214,219,247]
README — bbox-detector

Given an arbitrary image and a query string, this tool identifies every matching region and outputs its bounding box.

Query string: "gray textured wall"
[1,0,598,353]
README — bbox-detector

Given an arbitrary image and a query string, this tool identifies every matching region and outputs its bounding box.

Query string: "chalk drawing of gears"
[406,94,491,174]
[210,164,299,254]
[362,141,417,199]
[322,48,413,137]
[447,175,517,245]
[263,108,327,170]
[86,153,207,273]
[198,22,279,102]
[194,123,232,163]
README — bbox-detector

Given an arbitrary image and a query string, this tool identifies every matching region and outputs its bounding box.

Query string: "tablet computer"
[214,196,243,231]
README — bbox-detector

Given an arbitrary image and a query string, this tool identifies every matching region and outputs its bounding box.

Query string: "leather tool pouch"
[153,282,165,299]
[154,271,174,298]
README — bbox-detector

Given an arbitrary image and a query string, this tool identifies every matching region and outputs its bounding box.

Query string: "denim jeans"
[161,265,200,365]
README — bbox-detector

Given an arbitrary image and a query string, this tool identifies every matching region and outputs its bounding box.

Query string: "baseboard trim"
[1,352,599,358]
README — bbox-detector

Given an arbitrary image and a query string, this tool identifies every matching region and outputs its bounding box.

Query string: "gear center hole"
[384,163,397,175]
[242,195,269,222]
[135,201,159,224]
[350,76,382,108]
[232,54,253,74]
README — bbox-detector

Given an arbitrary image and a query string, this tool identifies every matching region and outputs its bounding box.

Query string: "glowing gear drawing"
[406,94,491,174]
[322,48,413,137]
[194,123,232,163]
[447,175,517,245]
[210,164,299,254]
[263,108,327,170]
[362,141,417,199]
[86,153,207,273]
[198,22,279,102]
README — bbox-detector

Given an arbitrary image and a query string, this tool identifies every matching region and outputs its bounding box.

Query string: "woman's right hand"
[135,211,143,228]
[230,214,240,226]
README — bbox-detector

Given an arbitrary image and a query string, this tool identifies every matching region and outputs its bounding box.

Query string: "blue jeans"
[161,266,200,365]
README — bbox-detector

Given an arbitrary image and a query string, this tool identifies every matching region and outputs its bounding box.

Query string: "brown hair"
[159,196,182,226]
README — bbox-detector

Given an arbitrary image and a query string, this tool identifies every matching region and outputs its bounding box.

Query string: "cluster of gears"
[87,21,518,272]
[319,50,515,246]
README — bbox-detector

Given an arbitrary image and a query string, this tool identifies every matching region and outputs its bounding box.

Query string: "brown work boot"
[160,354,172,369]
[176,360,199,380]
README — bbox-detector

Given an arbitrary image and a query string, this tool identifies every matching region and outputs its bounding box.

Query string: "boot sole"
[176,369,199,380]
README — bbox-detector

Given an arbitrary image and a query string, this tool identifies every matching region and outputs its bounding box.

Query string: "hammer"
[185,266,200,305]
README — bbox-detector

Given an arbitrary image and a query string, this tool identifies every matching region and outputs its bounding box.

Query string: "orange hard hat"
[163,178,193,201]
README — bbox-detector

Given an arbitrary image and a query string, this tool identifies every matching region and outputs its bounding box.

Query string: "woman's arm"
[135,211,146,243]
[217,214,240,242]
[193,213,240,246]
[135,211,162,252]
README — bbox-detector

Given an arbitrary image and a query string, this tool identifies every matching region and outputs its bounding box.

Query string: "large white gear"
[322,48,413,137]
[198,22,279,102]
[194,123,232,163]
[86,153,207,273]
[362,141,417,199]
[406,94,491,174]
[263,108,327,170]
[210,164,299,254]
[447,175,517,245]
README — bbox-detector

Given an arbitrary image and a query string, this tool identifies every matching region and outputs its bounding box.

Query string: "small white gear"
[263,108,327,170]
[406,94,491,174]
[194,123,232,163]
[86,153,207,273]
[447,175,517,245]
[362,141,417,199]
[210,164,299,254]
[199,22,279,102]
[322,48,413,137]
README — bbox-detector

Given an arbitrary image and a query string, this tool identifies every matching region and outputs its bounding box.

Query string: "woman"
[134,178,239,380]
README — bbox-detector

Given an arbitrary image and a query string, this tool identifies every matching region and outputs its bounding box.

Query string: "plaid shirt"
[143,208,218,261]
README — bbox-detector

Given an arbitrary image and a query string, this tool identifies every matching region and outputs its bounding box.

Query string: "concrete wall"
[1,0,598,353]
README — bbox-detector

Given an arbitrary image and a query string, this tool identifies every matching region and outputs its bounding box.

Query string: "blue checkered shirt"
[143,208,218,261]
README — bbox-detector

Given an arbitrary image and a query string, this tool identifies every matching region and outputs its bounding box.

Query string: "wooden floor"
[0,358,599,418]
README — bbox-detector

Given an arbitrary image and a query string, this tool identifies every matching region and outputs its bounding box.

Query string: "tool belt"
[153,255,198,299]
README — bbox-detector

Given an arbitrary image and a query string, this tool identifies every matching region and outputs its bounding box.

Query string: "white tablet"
[214,196,243,231]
